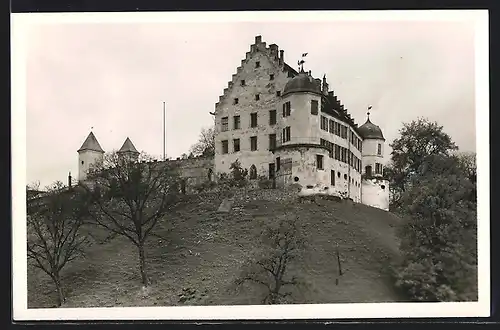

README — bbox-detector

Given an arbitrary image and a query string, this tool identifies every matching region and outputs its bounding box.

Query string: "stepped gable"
[77,131,104,153]
[320,87,361,134]
[214,35,298,109]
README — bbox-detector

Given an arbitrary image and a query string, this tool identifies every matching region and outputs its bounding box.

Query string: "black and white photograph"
[11,10,489,320]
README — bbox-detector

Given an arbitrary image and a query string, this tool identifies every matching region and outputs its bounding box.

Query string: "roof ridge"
[118,137,139,153]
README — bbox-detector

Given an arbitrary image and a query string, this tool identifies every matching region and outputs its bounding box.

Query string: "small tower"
[77,131,105,182]
[358,108,389,211]
[117,137,139,162]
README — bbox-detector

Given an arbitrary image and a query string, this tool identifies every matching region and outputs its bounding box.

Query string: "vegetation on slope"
[27,187,403,308]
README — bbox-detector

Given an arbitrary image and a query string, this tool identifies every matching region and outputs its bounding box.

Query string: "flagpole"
[163,101,166,161]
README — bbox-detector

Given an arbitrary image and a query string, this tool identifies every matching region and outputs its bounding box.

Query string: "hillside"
[27,188,405,308]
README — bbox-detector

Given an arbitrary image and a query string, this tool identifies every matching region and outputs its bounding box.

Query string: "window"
[221,140,229,154]
[221,117,228,132]
[365,165,372,177]
[341,147,347,163]
[375,163,383,175]
[282,126,291,142]
[234,98,239,105]
[320,116,328,130]
[250,112,258,127]
[335,144,341,161]
[344,174,348,180]
[269,133,277,150]
[288,71,294,78]
[316,155,324,170]
[331,170,335,186]
[250,136,258,151]
[233,139,240,152]
[269,110,277,125]
[270,74,275,80]
[329,120,334,133]
[341,125,348,139]
[81,160,84,165]
[233,115,241,130]
[255,94,260,101]
[276,157,281,171]
[249,165,257,179]
[378,143,382,156]
[255,61,261,68]
[241,80,246,86]
[276,91,281,97]
[282,101,291,117]
[311,100,319,115]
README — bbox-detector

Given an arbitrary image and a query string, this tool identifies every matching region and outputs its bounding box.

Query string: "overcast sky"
[24,15,477,188]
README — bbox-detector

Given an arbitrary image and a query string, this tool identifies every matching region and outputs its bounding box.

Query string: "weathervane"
[367,105,373,119]
[297,52,308,72]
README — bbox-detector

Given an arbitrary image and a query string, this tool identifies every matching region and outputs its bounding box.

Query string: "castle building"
[213,35,389,210]
[75,35,390,211]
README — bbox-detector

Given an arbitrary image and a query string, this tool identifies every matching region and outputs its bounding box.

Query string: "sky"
[23,13,478,188]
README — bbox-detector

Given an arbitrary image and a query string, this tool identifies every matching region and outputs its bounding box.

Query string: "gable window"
[250,136,258,151]
[233,115,241,130]
[221,140,229,154]
[234,98,239,105]
[241,80,246,86]
[283,101,291,117]
[316,155,324,170]
[282,126,291,142]
[269,133,277,150]
[276,91,281,97]
[270,74,275,80]
[221,117,228,132]
[250,112,258,127]
[233,139,240,152]
[378,143,382,156]
[255,94,260,101]
[311,100,319,115]
[255,61,261,68]
[269,110,277,125]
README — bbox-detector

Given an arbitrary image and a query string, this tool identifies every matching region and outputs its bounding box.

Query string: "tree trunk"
[138,243,149,286]
[52,273,65,307]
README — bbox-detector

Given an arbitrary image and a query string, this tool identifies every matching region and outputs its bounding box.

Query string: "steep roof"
[77,132,104,153]
[118,137,139,154]
[283,69,322,96]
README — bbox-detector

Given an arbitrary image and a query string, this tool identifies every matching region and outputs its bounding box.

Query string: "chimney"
[255,35,262,44]
[279,50,284,65]
[322,75,329,95]
[68,172,72,189]
[269,44,278,59]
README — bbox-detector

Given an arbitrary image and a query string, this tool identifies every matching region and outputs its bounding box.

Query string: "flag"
[298,60,305,65]
[368,105,372,110]
[302,53,308,57]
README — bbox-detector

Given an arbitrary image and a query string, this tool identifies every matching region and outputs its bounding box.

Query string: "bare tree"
[81,151,179,286]
[26,181,88,306]
[235,216,306,304]
[189,126,215,157]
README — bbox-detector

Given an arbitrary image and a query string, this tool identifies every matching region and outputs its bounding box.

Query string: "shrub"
[257,175,274,189]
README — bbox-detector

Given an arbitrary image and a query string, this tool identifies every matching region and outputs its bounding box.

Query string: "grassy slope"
[27,190,405,308]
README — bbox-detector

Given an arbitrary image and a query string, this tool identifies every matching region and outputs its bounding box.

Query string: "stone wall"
[168,156,215,194]
[214,36,295,179]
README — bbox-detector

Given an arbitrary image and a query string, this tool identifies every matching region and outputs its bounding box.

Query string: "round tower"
[358,111,389,210]
[77,131,105,182]
[117,137,139,162]
[274,69,330,191]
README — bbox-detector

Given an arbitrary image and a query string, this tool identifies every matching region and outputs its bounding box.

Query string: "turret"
[117,137,139,162]
[358,110,385,178]
[77,131,105,182]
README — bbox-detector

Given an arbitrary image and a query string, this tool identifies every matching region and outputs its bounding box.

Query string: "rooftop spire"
[367,105,373,121]
[78,131,104,153]
[297,52,308,72]
[118,137,139,154]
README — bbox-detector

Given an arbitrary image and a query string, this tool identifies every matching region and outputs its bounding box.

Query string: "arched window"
[249,165,257,180]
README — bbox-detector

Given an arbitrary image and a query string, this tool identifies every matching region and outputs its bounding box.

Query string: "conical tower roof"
[77,132,104,153]
[118,137,139,154]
